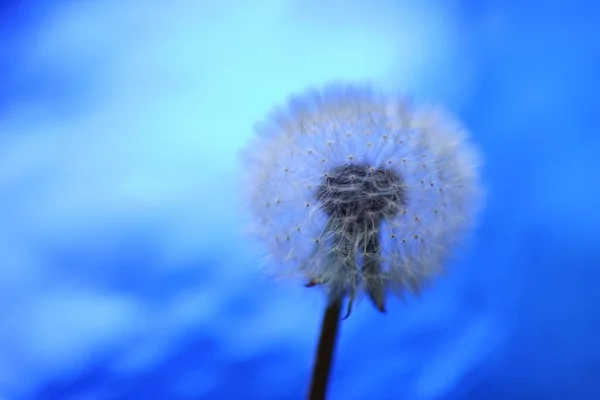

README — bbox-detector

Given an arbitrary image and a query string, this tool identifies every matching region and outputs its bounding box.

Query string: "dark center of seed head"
[315,163,406,317]
[317,163,406,223]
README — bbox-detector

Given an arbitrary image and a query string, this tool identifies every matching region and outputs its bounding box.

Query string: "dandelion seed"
[242,84,482,316]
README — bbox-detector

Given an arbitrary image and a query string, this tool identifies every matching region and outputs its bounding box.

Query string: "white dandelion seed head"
[241,83,482,311]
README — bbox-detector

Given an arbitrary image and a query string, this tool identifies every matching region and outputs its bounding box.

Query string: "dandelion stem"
[308,295,343,400]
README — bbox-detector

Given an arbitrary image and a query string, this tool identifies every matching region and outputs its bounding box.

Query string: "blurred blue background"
[1,1,599,399]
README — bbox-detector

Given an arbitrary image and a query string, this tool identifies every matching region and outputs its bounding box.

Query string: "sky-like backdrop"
[1,1,599,399]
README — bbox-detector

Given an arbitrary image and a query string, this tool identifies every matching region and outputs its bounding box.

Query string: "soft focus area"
[1,1,598,399]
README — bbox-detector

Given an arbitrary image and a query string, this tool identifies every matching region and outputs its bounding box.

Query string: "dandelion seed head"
[241,84,482,312]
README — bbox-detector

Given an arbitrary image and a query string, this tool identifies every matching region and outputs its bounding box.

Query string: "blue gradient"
[0,1,598,399]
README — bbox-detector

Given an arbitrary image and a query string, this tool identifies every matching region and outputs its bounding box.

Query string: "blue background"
[1,1,599,399]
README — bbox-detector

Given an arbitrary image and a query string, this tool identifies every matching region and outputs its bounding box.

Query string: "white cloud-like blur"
[0,0,473,397]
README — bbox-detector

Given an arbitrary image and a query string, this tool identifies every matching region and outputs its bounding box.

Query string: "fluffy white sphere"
[241,84,482,314]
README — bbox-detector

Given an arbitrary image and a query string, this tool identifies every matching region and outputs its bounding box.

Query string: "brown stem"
[307,296,343,400]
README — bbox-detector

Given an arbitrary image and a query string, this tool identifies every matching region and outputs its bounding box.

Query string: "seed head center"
[317,164,406,223]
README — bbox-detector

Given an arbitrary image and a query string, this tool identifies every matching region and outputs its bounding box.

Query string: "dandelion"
[243,84,481,312]
[240,84,482,399]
